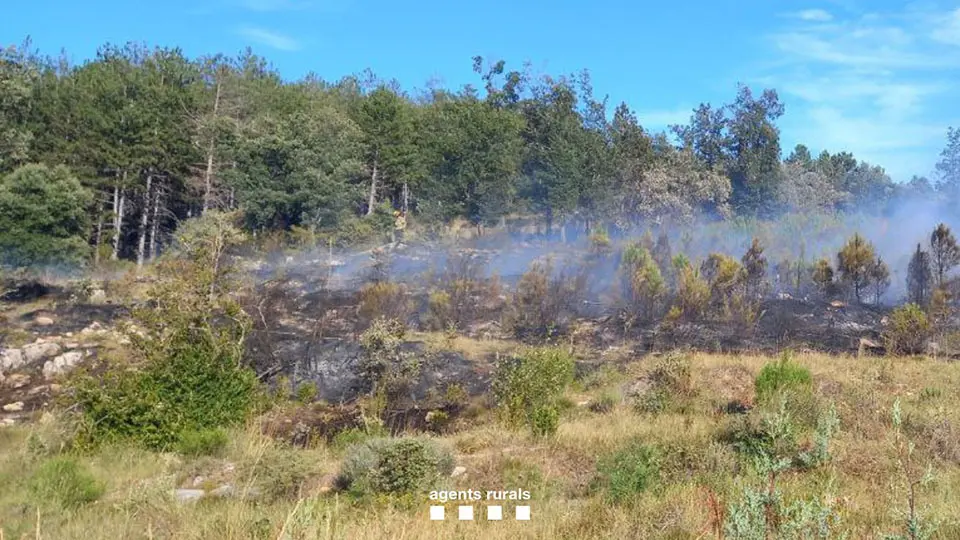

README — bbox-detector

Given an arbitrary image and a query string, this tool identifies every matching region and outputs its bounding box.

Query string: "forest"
[1,38,959,271]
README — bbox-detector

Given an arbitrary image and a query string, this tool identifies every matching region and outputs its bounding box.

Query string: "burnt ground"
[0,247,933,428]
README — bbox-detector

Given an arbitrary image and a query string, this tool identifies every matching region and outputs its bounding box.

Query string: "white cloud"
[795,9,834,22]
[931,8,960,45]
[237,27,301,51]
[760,6,960,180]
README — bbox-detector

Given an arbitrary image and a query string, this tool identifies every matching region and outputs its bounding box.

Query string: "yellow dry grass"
[2,351,960,539]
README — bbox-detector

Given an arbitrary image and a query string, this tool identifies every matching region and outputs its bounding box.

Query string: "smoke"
[249,195,960,309]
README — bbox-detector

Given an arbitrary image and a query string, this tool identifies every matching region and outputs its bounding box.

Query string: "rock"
[173,489,205,503]
[43,351,84,379]
[208,484,235,498]
[23,342,61,363]
[81,322,105,336]
[451,466,467,478]
[65,332,74,338]
[3,402,25,412]
[28,385,49,396]
[0,349,25,370]
[34,316,55,326]
[5,373,30,389]
[1,418,16,427]
[64,343,80,350]
[89,289,107,304]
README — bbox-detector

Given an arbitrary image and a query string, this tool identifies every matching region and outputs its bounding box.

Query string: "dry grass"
[2,351,960,539]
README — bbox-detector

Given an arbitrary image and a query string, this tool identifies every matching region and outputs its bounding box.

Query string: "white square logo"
[429,506,445,521]
[487,505,503,520]
[516,505,531,521]
[458,505,474,520]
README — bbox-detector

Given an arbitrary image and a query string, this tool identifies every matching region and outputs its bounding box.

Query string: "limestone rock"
[173,489,205,503]
[5,374,31,389]
[34,316,55,326]
[0,349,25,371]
[23,342,61,363]
[3,402,24,412]
[89,289,107,304]
[43,351,84,379]
[451,466,467,478]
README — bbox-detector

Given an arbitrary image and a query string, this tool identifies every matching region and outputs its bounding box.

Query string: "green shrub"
[73,345,260,450]
[238,445,311,501]
[632,353,695,414]
[339,437,455,497]
[504,261,586,342]
[28,457,104,510]
[884,303,932,355]
[755,353,812,404]
[492,347,575,433]
[70,212,261,451]
[295,381,318,404]
[175,428,229,457]
[594,440,660,503]
[529,405,560,437]
[358,318,422,401]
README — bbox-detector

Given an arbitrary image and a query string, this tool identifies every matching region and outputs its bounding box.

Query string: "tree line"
[1,39,959,268]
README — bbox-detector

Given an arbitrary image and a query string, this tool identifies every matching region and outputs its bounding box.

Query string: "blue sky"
[4,0,960,181]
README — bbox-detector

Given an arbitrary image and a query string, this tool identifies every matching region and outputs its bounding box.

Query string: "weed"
[28,457,104,510]
[594,440,660,504]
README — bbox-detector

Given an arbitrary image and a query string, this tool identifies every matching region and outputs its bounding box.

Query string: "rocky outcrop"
[43,351,85,380]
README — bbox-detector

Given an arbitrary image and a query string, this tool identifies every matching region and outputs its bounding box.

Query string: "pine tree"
[907,244,933,306]
[929,223,960,289]
[869,256,891,305]
[837,233,876,303]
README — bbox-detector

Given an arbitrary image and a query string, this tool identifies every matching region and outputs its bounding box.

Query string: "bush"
[670,263,710,322]
[594,440,660,503]
[504,260,587,342]
[73,344,260,450]
[755,353,813,404]
[28,457,104,510]
[295,381,318,404]
[238,444,311,501]
[589,392,619,414]
[492,347,575,433]
[884,303,932,355]
[632,353,694,414]
[339,437,455,497]
[358,318,422,401]
[70,212,261,450]
[175,428,229,457]
[529,405,560,437]
[358,281,412,327]
[619,243,665,323]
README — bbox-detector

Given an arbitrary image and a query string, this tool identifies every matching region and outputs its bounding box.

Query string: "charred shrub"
[493,347,575,436]
[358,281,412,329]
[424,253,502,331]
[884,303,932,355]
[358,318,421,401]
[505,260,587,342]
[339,437,455,497]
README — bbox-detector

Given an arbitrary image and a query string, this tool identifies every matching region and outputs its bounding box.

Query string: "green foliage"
[70,212,260,450]
[358,317,421,400]
[633,353,695,414]
[837,233,877,302]
[907,244,934,306]
[755,353,813,404]
[27,457,104,510]
[0,164,92,268]
[338,437,455,497]
[619,243,665,322]
[175,428,229,456]
[529,404,560,437]
[811,258,835,296]
[295,381,318,404]
[594,440,660,503]
[492,346,575,434]
[885,304,932,355]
